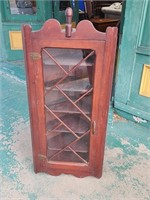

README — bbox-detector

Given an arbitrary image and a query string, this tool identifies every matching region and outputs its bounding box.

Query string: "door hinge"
[38,154,46,160]
[30,52,41,60]
[92,121,96,135]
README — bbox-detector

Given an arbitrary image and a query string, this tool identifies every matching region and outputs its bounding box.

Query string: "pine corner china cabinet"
[22,8,118,178]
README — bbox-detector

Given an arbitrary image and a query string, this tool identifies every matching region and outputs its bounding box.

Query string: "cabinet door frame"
[22,19,117,178]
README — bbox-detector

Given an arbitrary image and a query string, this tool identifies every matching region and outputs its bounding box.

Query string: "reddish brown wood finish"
[22,15,117,178]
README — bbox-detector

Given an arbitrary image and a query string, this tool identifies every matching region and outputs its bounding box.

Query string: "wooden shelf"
[58,78,91,92]
[42,48,93,67]
[47,95,91,114]
[47,150,89,163]
[46,114,90,134]
[44,64,90,84]
[43,64,66,83]
[44,76,75,90]
[45,77,92,92]
[47,132,89,153]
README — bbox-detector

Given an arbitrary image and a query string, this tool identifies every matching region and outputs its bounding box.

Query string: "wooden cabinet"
[22,11,117,178]
[90,18,119,32]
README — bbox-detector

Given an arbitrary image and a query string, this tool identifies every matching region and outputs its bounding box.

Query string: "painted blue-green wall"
[0,0,78,61]
[0,12,7,61]
[114,0,150,127]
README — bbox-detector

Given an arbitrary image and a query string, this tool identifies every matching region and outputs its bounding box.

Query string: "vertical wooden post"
[65,7,73,37]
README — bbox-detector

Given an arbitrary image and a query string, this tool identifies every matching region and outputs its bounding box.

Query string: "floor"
[0,61,150,200]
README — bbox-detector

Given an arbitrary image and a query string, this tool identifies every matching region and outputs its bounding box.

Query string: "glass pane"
[9,0,36,15]
[42,48,95,163]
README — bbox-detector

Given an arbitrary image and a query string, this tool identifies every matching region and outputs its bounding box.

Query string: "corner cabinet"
[22,9,117,178]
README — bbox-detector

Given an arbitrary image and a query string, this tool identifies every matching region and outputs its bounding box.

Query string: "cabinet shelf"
[45,77,92,92]
[47,95,91,114]
[47,132,89,153]
[44,65,91,88]
[42,48,93,67]
[44,65,67,83]
[57,78,91,92]
[46,114,90,134]
[47,150,89,163]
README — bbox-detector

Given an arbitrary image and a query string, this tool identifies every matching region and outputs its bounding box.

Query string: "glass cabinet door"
[42,48,95,163]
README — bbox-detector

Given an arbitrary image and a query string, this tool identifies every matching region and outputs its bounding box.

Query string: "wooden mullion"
[45,105,80,139]
[56,85,91,122]
[45,50,95,95]
[46,123,62,137]
[68,147,88,164]
[74,88,93,104]
[43,48,68,75]
[48,131,90,161]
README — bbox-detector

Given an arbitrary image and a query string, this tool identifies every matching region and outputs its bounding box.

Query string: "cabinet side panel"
[90,28,118,178]
[22,25,42,173]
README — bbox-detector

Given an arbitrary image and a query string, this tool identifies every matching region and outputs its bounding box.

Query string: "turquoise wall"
[0,12,7,61]
[0,0,79,61]
[114,0,150,127]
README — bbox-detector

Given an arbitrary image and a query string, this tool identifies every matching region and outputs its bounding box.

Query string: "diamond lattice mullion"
[45,50,95,95]
[74,87,93,104]
[56,85,91,122]
[45,105,80,139]
[48,130,90,161]
[68,147,88,164]
[43,49,68,75]
[46,123,62,137]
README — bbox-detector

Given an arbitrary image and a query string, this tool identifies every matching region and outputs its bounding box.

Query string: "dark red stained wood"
[22,10,118,178]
